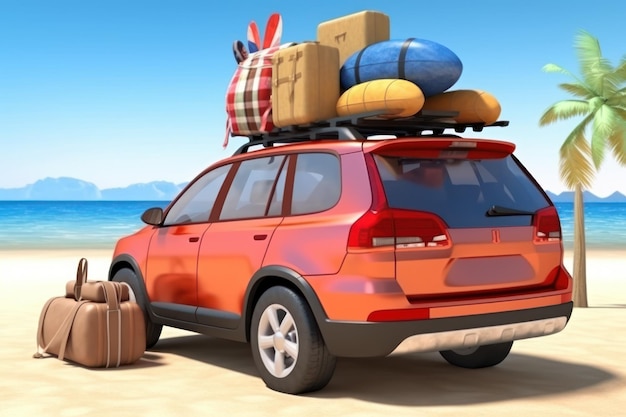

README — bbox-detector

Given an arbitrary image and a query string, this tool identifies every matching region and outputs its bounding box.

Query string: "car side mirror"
[141,207,164,226]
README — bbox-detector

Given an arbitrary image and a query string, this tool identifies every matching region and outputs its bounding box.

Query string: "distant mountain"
[546,190,626,203]
[602,191,626,202]
[0,177,181,200]
[0,177,102,200]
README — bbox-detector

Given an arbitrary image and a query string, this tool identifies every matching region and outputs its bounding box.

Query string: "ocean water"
[0,201,624,250]
[0,201,170,250]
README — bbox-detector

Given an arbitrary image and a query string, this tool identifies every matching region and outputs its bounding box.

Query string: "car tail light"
[533,206,561,243]
[350,154,451,250]
[348,208,450,249]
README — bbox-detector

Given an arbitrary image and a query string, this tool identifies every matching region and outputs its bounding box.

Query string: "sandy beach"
[1,249,624,416]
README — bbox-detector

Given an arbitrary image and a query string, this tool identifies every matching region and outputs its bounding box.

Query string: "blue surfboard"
[340,38,463,97]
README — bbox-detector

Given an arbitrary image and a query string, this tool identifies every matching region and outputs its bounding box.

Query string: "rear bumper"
[317,302,573,357]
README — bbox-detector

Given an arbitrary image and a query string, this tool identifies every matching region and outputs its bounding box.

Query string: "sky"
[1,0,625,197]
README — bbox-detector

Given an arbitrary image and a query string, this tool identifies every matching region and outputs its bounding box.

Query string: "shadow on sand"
[150,334,618,405]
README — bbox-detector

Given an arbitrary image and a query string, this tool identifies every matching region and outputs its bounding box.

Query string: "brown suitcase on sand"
[271,42,340,127]
[34,258,145,368]
[317,10,390,66]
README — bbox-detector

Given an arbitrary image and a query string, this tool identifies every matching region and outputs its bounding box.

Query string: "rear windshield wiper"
[486,205,535,216]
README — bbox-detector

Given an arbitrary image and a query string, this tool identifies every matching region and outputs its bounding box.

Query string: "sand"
[0,249,624,416]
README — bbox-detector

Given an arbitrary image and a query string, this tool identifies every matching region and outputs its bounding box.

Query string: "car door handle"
[189,237,200,243]
[253,234,267,241]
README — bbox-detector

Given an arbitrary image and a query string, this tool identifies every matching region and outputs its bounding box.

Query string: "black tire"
[112,268,162,349]
[439,341,513,369]
[250,286,336,394]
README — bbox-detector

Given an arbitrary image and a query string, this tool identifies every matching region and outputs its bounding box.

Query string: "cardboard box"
[272,42,340,127]
[317,10,390,66]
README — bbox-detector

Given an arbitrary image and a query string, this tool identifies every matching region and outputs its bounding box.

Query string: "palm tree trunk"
[572,183,588,307]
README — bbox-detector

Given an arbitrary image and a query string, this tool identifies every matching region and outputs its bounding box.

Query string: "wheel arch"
[108,254,154,318]
[243,265,329,342]
[108,254,142,282]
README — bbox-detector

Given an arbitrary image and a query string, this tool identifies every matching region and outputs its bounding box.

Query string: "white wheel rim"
[257,304,299,378]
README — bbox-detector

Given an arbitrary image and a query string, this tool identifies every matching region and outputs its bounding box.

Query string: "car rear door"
[367,138,562,299]
[195,155,287,327]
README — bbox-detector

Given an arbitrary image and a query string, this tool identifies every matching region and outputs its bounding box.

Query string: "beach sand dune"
[0,249,624,416]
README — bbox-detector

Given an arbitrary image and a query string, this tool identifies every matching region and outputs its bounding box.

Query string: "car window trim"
[263,155,289,216]
[209,161,240,222]
[282,155,297,216]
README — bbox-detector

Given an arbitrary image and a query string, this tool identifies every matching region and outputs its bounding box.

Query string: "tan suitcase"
[272,42,340,127]
[317,10,390,66]
[35,258,146,368]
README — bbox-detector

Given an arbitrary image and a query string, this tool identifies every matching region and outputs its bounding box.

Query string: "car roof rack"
[232,111,509,155]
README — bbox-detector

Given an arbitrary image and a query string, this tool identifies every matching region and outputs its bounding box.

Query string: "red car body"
[110,134,573,393]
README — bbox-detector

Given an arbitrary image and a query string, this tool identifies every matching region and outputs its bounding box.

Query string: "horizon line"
[1,177,625,199]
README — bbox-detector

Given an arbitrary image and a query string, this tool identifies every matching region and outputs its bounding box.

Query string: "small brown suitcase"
[317,10,390,66]
[271,42,340,127]
[34,258,146,368]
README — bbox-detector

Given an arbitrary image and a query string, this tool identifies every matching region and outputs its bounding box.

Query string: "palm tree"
[539,30,626,307]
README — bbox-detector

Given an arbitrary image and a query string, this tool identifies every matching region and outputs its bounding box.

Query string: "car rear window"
[374,154,550,228]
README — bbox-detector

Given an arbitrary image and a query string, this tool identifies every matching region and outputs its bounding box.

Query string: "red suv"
[109,117,573,394]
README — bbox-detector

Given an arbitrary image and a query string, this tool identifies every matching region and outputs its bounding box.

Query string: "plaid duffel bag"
[224,43,294,146]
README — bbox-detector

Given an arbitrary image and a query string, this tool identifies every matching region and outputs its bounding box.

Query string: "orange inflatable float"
[422,89,501,124]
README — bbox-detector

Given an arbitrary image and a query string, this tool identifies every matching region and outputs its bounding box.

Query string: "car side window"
[163,164,230,226]
[291,153,341,215]
[220,155,285,220]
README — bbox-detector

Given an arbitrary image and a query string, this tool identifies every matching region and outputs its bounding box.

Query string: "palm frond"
[558,82,593,98]
[601,74,621,98]
[607,128,626,165]
[606,90,626,107]
[606,94,626,109]
[590,105,615,168]
[575,30,614,94]
[561,113,595,148]
[542,63,577,79]
[612,57,626,82]
[575,31,603,67]
[600,62,626,97]
[539,100,590,126]
[606,105,626,165]
[597,56,625,99]
[559,133,595,189]
[588,96,605,112]
[614,107,626,119]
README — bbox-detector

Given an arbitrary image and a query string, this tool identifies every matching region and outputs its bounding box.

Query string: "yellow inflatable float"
[336,79,424,119]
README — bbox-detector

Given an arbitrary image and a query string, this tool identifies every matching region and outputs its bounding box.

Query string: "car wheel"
[439,341,513,369]
[112,268,163,349]
[250,286,336,394]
